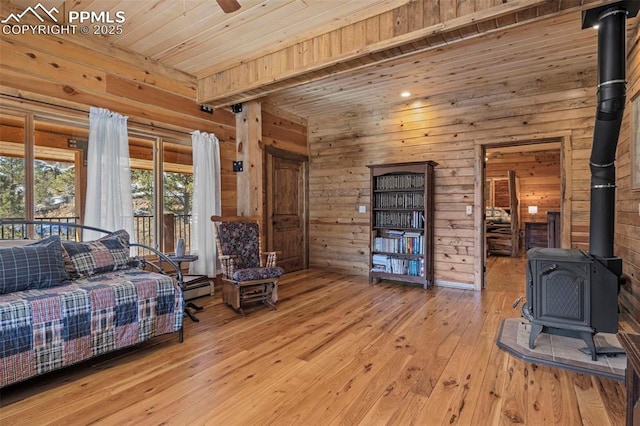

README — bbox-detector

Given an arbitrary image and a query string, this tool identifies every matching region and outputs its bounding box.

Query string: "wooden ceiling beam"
[198,0,611,109]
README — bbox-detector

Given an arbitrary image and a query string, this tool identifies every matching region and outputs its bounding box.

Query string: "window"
[34,118,85,237]
[0,113,85,239]
[162,140,193,253]
[0,112,26,237]
[127,136,194,252]
[0,107,193,248]
[129,136,156,247]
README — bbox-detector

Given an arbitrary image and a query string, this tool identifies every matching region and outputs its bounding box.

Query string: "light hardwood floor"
[0,256,636,425]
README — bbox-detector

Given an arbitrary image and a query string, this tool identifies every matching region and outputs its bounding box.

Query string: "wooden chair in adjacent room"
[211,216,284,315]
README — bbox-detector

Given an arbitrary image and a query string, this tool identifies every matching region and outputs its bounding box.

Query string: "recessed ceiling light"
[401,91,411,98]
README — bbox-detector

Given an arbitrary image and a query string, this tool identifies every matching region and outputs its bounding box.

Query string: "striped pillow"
[0,235,70,294]
[61,230,131,279]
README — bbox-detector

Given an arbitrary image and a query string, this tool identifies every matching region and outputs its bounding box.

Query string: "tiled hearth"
[496,318,626,381]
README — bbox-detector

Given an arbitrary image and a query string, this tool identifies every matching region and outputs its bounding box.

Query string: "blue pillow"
[0,235,70,294]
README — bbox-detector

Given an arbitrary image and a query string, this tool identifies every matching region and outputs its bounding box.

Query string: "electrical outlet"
[466,205,473,215]
[199,104,213,114]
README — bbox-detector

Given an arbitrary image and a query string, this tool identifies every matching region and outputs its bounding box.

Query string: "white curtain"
[190,131,221,276]
[84,107,135,242]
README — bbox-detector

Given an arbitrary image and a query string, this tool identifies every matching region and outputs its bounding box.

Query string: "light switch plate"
[359,205,366,213]
[466,205,473,215]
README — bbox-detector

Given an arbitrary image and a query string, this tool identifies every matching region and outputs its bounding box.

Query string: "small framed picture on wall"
[634,95,640,190]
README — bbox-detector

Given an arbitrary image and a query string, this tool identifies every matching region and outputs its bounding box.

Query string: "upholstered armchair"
[211,216,284,315]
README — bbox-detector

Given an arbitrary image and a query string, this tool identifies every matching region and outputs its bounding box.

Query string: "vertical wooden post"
[75,150,86,224]
[561,135,572,248]
[508,170,520,258]
[473,144,484,291]
[235,100,263,219]
[24,113,34,221]
[163,213,175,253]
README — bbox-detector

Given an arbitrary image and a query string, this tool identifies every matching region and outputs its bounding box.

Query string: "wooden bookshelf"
[367,161,437,289]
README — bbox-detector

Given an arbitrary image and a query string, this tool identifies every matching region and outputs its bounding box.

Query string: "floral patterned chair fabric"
[211,216,284,315]
[216,222,261,269]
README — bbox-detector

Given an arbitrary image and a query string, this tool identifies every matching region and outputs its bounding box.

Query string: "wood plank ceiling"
[268,9,604,119]
[3,0,638,120]
[4,0,411,75]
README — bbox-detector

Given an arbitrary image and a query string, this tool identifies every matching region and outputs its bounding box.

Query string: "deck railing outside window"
[0,215,191,252]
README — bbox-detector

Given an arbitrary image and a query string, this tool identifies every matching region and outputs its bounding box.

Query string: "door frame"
[474,132,572,291]
[265,145,309,269]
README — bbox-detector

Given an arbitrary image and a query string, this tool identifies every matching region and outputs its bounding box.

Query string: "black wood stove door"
[533,258,591,329]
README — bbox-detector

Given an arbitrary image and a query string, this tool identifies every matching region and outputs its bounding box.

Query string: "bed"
[485,171,520,257]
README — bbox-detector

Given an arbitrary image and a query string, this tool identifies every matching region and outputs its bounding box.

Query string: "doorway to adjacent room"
[477,136,567,290]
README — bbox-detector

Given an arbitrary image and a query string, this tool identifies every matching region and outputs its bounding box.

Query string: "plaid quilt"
[0,268,184,387]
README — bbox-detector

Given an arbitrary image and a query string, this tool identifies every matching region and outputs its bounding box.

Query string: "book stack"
[374,211,424,228]
[375,173,425,190]
[374,192,424,208]
[371,254,424,277]
[371,254,390,272]
[373,230,424,254]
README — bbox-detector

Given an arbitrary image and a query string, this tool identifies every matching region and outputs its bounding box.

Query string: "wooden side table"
[619,332,640,426]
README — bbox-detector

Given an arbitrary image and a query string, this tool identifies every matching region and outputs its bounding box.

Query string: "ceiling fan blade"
[217,0,241,13]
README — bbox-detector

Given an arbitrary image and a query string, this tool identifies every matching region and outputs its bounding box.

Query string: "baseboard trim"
[435,280,474,290]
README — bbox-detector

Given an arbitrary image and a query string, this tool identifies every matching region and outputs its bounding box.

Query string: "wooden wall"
[307,22,638,322]
[307,58,598,287]
[617,25,640,329]
[0,30,247,216]
[0,33,305,220]
[262,105,308,157]
[486,149,562,234]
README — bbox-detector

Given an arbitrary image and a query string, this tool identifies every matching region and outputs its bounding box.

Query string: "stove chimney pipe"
[582,1,639,259]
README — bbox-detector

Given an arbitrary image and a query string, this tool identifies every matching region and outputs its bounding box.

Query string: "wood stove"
[523,1,638,361]
[525,248,619,361]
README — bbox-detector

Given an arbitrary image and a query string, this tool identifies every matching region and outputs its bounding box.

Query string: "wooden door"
[267,151,307,272]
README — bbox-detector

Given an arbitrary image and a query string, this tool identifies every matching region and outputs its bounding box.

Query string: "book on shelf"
[370,254,424,277]
[372,254,389,272]
[375,174,425,191]
[374,192,425,209]
[381,229,404,236]
[374,211,424,228]
[373,231,424,254]
[390,258,408,274]
[403,231,421,237]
